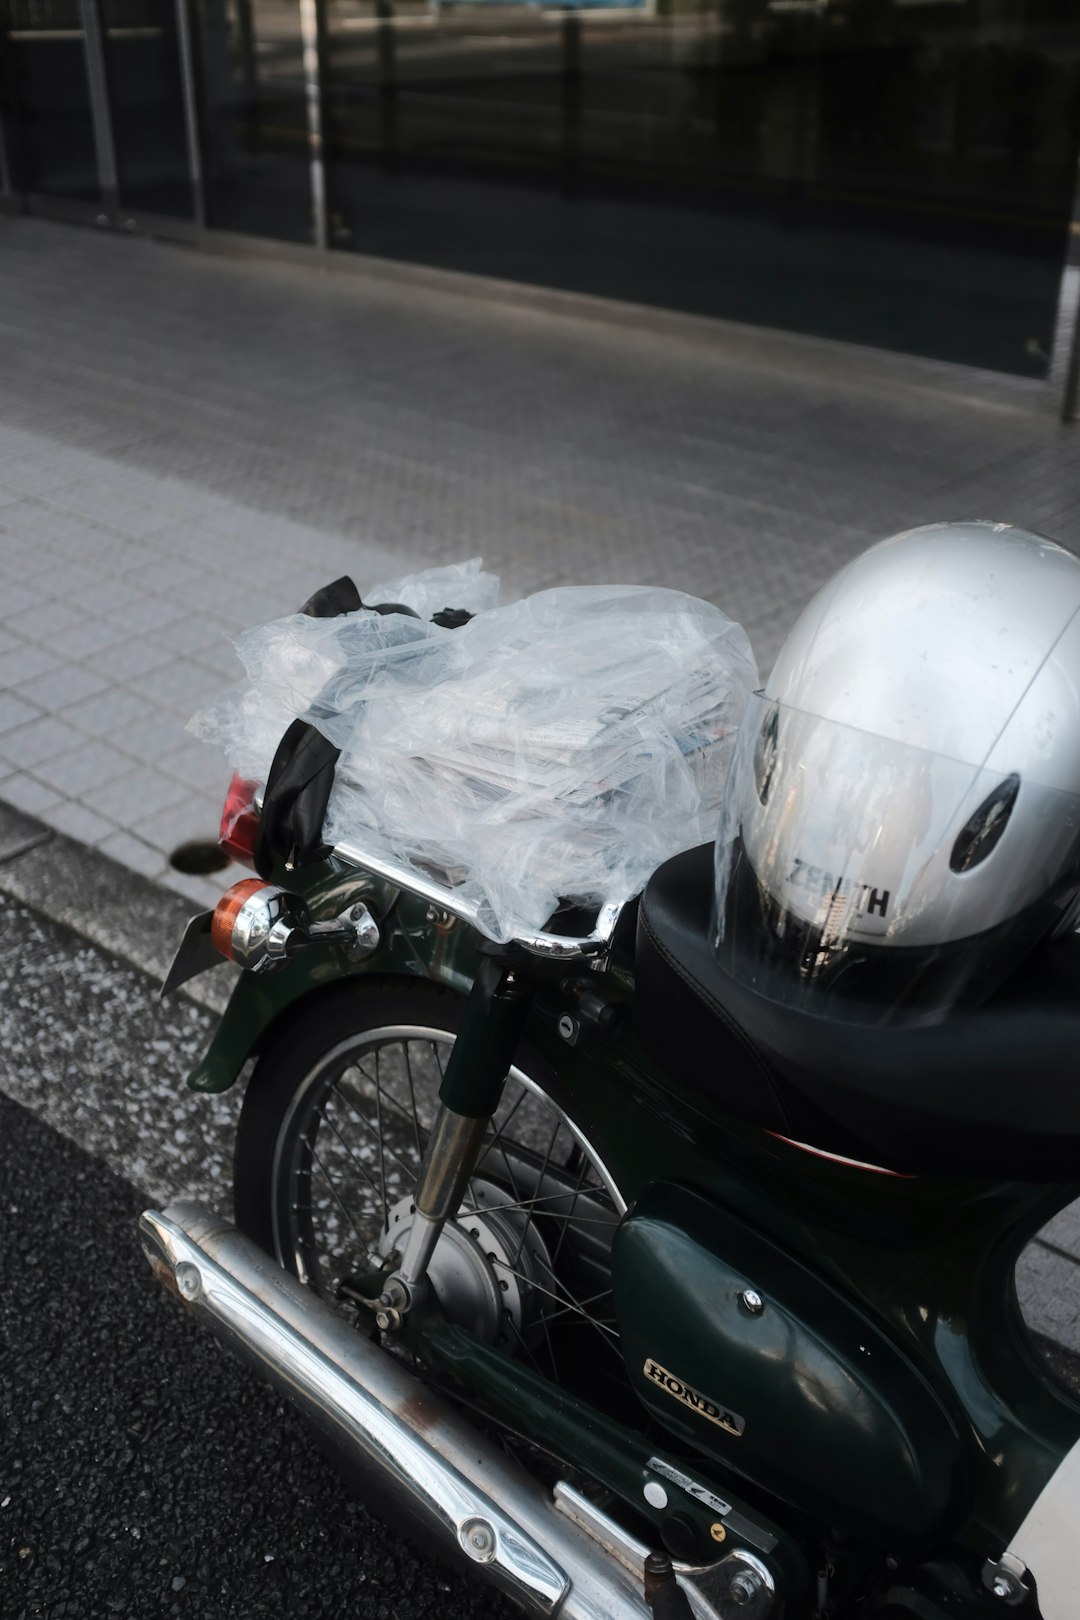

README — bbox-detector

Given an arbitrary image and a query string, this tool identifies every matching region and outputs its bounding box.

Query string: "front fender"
[185,863,484,1093]
[187,949,366,1093]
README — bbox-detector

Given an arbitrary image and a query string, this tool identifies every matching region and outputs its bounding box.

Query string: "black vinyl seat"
[635,844,1080,1181]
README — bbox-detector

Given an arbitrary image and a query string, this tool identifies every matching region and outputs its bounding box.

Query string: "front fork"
[377,950,534,1326]
[182,873,536,1327]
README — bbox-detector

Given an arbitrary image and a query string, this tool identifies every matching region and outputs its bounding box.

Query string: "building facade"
[1,0,1078,378]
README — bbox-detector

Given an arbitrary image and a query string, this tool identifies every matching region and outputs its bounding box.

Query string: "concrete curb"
[0,800,236,1014]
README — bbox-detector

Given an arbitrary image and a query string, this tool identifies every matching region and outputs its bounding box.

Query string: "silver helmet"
[714,521,1080,1024]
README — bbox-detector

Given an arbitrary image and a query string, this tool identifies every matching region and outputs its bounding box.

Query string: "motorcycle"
[144,550,1080,1620]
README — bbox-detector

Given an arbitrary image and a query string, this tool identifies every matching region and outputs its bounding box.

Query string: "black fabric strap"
[254,719,340,878]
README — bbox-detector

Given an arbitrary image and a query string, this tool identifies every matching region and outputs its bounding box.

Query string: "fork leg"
[395,953,533,1297]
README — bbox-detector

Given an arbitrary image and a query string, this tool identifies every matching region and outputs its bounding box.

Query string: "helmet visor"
[714,694,1080,1025]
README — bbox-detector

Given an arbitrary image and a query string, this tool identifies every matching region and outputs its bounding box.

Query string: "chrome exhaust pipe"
[140,1204,654,1620]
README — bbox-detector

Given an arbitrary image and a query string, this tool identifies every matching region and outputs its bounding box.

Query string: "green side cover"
[613,1180,970,1549]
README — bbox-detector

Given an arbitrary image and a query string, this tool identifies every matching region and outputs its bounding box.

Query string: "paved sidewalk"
[2,218,1078,912]
[2,213,1080,1348]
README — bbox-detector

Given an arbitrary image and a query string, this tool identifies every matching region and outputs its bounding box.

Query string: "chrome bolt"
[991,1573,1025,1603]
[729,1570,764,1607]
[459,1518,496,1562]
[375,1306,401,1331]
[983,1560,1028,1606]
[740,1289,765,1316]
[175,1262,201,1301]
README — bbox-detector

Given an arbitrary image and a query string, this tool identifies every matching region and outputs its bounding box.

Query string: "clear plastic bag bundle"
[191,560,758,941]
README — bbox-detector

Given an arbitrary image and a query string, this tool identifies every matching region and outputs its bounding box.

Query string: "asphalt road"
[0,897,516,1620]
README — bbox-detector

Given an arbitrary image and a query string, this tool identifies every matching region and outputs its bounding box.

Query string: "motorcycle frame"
[182,855,1080,1565]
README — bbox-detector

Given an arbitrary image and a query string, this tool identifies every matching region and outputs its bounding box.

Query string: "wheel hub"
[378,1178,555,1349]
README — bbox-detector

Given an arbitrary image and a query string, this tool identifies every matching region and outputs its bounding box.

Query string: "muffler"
[139,1204,654,1620]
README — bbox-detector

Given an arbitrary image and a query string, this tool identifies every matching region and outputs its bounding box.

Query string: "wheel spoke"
[478,1086,538,1212]
[552,1150,594,1268]
[320,1108,386,1212]
[500,1303,547,1378]
[276,1022,624,1401]
[458,1188,617,1224]
[342,1057,429,1134]
[537,1284,616,1327]
[493,1260,622,1356]
[511,1113,562,1268]
[373,1047,389,1233]
[333,1076,419,1184]
[484,1085,528,1154]
[306,1134,374,1261]
[402,1043,424,1160]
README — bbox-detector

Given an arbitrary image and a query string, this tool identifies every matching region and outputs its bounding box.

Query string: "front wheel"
[234,979,626,1391]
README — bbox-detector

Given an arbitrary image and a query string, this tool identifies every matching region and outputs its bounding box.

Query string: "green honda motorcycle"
[143,523,1080,1620]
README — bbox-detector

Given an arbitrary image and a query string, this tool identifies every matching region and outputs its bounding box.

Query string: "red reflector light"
[211,878,269,961]
[220,774,260,869]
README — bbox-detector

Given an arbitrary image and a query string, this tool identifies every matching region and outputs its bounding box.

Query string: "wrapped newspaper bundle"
[191,560,758,942]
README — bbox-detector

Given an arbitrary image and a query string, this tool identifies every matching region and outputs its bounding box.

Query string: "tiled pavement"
[0,424,411,907]
[1,213,1080,1344]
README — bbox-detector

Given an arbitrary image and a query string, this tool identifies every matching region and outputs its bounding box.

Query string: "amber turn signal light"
[210,878,272,961]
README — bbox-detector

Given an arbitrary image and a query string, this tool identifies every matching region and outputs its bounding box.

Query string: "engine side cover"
[612,1182,970,1547]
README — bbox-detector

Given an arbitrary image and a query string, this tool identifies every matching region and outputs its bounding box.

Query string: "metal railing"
[329,831,625,961]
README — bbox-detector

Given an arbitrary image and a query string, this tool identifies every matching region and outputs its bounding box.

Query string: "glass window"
[322,0,1080,375]
[0,0,102,202]
[101,0,194,217]
[197,0,315,241]
[322,0,566,268]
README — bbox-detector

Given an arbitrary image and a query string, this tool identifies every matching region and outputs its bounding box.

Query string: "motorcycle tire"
[233,977,625,1386]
